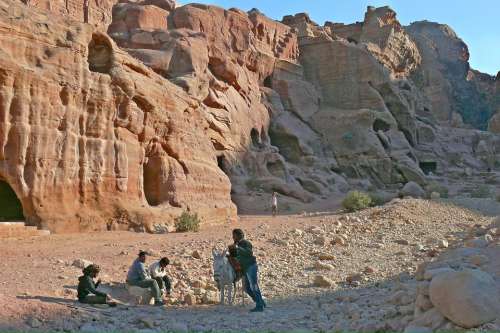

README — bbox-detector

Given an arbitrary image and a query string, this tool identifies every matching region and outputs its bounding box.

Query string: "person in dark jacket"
[230,228,266,312]
[77,265,116,306]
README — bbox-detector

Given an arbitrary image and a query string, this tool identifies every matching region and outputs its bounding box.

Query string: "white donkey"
[212,248,245,305]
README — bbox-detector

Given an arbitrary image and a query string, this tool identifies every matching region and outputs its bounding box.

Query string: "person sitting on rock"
[77,264,116,306]
[149,257,172,297]
[230,228,266,312]
[126,251,164,306]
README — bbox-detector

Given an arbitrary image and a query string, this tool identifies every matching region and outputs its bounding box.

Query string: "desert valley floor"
[1,199,499,332]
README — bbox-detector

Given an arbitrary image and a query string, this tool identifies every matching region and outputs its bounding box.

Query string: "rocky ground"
[0,199,498,332]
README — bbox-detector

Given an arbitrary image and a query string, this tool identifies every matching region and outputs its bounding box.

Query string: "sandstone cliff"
[2,1,499,232]
[1,0,236,232]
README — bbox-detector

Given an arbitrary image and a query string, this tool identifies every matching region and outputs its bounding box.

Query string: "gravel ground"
[0,199,494,332]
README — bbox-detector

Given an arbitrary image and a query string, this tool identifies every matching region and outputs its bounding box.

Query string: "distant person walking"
[126,251,164,306]
[271,192,278,217]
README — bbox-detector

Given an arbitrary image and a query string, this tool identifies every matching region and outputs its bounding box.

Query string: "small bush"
[175,211,200,232]
[470,185,492,199]
[426,182,449,198]
[368,192,390,207]
[342,191,372,212]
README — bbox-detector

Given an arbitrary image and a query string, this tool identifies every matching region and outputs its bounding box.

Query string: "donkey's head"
[212,247,227,288]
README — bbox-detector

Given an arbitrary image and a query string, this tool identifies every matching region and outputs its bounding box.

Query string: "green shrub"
[342,191,372,212]
[470,185,492,199]
[175,211,200,232]
[368,192,390,207]
[426,182,449,198]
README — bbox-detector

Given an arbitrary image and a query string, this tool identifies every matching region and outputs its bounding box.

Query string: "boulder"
[401,182,425,198]
[126,285,154,305]
[313,275,335,288]
[429,269,500,328]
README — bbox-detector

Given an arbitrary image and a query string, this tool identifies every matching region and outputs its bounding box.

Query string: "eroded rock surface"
[2,1,500,232]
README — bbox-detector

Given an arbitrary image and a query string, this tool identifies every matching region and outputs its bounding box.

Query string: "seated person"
[149,257,172,296]
[77,264,116,306]
[126,251,164,306]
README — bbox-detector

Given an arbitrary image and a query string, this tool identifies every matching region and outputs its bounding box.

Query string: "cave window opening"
[419,161,437,175]
[0,179,24,221]
[251,128,261,148]
[217,155,229,175]
[263,75,273,88]
[373,119,391,132]
[88,34,112,74]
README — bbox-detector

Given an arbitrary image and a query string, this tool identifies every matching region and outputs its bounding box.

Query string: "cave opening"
[217,155,229,175]
[373,119,391,132]
[0,179,24,221]
[419,161,437,175]
[88,34,112,74]
[263,75,273,88]
[143,157,162,207]
[251,128,261,148]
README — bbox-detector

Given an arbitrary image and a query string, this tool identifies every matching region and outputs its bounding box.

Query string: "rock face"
[406,22,499,130]
[0,0,235,232]
[18,0,117,28]
[1,1,500,232]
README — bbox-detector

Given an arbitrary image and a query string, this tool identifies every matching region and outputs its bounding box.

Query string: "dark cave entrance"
[0,180,24,221]
[143,157,162,207]
[88,34,112,74]
[217,155,229,175]
[251,128,261,148]
[373,119,391,132]
[263,75,273,88]
[419,161,437,175]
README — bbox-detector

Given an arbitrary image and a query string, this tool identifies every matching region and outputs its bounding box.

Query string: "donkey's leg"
[228,283,234,305]
[220,286,225,305]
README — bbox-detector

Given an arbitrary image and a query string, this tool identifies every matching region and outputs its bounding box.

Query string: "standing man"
[230,229,265,312]
[126,251,164,306]
[149,257,172,296]
[271,192,278,217]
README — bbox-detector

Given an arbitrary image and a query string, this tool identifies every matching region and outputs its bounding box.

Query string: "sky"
[187,0,499,75]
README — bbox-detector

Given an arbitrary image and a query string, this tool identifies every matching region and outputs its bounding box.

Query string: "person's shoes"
[154,300,165,306]
[250,306,264,313]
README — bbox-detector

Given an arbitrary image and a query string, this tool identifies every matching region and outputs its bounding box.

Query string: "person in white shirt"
[271,192,278,217]
[148,257,172,296]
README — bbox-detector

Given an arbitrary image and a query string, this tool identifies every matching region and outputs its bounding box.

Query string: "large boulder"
[429,269,500,328]
[401,181,425,198]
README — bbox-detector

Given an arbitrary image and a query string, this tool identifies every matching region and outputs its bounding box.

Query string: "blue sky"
[187,0,499,75]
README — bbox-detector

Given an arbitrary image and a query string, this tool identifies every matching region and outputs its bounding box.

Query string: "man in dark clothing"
[126,251,164,306]
[77,265,116,306]
[230,228,265,312]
